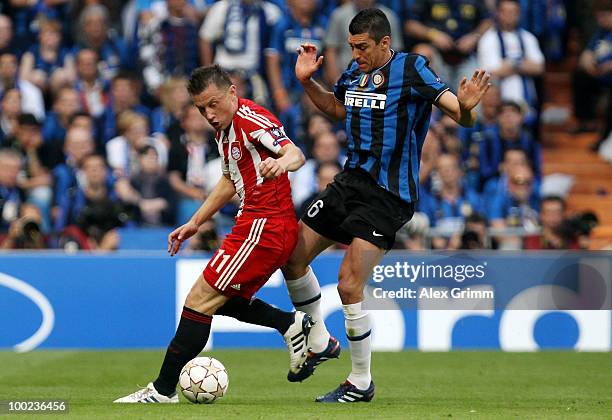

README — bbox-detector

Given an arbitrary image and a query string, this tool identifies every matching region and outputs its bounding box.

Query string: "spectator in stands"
[290,131,343,209]
[52,126,95,221]
[106,110,168,178]
[0,14,15,55]
[6,0,72,55]
[39,87,82,168]
[479,101,541,183]
[573,0,612,150]
[0,52,45,120]
[324,0,403,84]
[558,211,599,250]
[19,18,75,94]
[42,87,81,145]
[265,0,327,113]
[137,0,208,25]
[406,0,492,90]
[199,0,281,102]
[524,195,569,249]
[303,112,333,153]
[0,202,47,249]
[74,48,109,119]
[0,148,23,233]
[432,114,462,156]
[139,0,200,95]
[456,212,490,249]
[486,163,540,232]
[68,111,101,150]
[418,154,483,231]
[98,71,151,144]
[55,154,123,250]
[297,160,342,218]
[477,0,544,125]
[76,5,129,81]
[116,145,177,226]
[167,105,220,222]
[458,84,500,165]
[151,77,190,136]
[7,114,52,230]
[482,147,535,198]
[0,88,21,146]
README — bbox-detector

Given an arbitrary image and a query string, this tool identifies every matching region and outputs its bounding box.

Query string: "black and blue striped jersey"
[333,51,449,203]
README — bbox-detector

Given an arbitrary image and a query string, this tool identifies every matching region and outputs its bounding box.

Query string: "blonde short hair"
[117,111,148,135]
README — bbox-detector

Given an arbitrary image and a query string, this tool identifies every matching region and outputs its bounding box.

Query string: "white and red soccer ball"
[179,357,229,404]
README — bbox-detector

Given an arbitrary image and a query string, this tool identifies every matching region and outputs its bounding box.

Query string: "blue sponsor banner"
[0,251,611,351]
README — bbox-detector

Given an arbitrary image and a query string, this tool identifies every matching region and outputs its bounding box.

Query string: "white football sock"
[343,301,372,390]
[285,266,330,353]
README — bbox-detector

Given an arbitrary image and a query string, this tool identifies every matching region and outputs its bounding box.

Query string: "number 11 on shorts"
[210,249,231,273]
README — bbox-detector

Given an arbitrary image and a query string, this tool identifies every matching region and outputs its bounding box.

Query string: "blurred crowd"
[0,0,609,251]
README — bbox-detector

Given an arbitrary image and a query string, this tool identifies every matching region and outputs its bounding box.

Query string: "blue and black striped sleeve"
[333,62,356,102]
[409,55,449,104]
[334,70,350,103]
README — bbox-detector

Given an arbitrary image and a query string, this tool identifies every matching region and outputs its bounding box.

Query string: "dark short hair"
[18,113,41,127]
[349,8,391,43]
[187,65,232,96]
[593,0,612,12]
[68,111,93,125]
[497,0,520,7]
[81,153,106,166]
[111,70,138,85]
[465,212,488,225]
[138,145,157,156]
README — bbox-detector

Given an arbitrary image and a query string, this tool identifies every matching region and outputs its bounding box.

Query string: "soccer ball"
[179,357,229,403]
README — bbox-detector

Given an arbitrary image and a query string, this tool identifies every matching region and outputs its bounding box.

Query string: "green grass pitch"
[0,350,611,419]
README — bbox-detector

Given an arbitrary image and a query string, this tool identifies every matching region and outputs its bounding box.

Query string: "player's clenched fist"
[259,157,286,179]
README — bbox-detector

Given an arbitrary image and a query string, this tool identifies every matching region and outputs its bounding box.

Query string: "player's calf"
[115,275,225,402]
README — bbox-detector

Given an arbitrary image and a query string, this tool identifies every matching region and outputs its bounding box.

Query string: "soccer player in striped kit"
[115,65,312,403]
[284,8,491,402]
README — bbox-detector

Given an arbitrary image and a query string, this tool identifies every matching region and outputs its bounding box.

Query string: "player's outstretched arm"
[295,43,346,121]
[259,143,306,179]
[167,174,236,256]
[437,69,491,127]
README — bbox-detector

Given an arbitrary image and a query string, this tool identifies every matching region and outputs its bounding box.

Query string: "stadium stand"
[0,0,610,251]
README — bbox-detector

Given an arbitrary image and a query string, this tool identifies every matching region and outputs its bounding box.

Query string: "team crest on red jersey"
[231,144,242,160]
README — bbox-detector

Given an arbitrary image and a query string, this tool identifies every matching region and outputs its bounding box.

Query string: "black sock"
[216,297,294,335]
[153,306,212,396]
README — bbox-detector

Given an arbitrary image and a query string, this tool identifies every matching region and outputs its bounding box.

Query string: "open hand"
[295,43,324,83]
[457,69,491,112]
[168,220,199,256]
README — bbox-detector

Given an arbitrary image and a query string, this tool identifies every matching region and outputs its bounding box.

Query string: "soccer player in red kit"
[115,65,311,403]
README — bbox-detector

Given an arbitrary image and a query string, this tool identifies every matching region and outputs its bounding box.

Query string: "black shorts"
[301,168,415,249]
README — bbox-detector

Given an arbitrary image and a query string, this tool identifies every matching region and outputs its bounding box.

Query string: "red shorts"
[203,216,298,299]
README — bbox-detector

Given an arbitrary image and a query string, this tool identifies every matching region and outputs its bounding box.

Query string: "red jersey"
[216,98,294,218]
